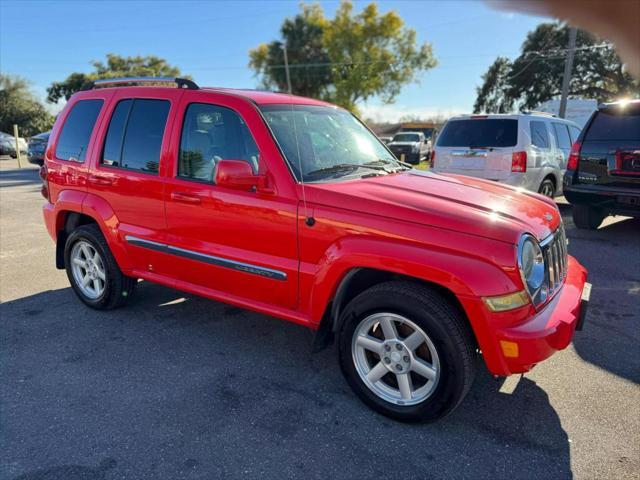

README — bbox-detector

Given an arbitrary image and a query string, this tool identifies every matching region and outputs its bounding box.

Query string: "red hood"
[304,170,561,244]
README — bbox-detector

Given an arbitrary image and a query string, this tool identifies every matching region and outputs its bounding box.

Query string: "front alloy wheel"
[352,313,440,406]
[338,281,477,422]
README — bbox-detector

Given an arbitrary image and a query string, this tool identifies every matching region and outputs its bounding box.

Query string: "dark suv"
[28,131,50,166]
[564,100,640,229]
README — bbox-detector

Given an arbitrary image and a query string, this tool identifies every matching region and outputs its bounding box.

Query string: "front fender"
[306,236,518,325]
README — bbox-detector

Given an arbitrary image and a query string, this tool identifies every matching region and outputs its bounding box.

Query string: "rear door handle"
[170,192,201,204]
[88,174,113,186]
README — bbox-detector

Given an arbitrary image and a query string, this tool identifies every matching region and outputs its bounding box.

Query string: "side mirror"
[215,159,275,194]
[215,160,257,191]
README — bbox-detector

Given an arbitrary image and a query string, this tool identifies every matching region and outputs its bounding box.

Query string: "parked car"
[28,131,50,165]
[387,131,430,164]
[378,135,393,144]
[0,132,17,157]
[0,132,28,158]
[40,77,590,422]
[564,99,640,229]
[432,113,581,197]
[17,136,28,155]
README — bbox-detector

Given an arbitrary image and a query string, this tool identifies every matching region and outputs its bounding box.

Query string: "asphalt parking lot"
[1,158,638,480]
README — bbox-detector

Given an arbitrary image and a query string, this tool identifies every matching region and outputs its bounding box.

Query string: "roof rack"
[80,77,199,91]
[520,110,556,117]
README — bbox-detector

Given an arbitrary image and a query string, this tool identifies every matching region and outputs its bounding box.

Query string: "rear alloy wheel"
[338,281,477,422]
[572,204,605,230]
[538,179,555,198]
[65,224,137,309]
[70,240,106,299]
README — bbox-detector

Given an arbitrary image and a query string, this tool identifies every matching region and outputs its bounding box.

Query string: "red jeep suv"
[41,77,590,422]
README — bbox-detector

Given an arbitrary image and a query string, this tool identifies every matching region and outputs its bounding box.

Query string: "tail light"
[567,141,581,170]
[431,150,435,168]
[511,151,527,172]
[39,164,50,201]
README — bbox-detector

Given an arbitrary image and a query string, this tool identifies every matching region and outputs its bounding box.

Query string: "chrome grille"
[542,225,568,294]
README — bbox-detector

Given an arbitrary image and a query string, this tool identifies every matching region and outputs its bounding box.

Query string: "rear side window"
[552,123,572,149]
[530,121,550,149]
[586,108,640,141]
[55,99,103,162]
[436,119,517,148]
[101,99,170,173]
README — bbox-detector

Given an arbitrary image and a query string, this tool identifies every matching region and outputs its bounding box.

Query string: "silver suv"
[432,113,581,197]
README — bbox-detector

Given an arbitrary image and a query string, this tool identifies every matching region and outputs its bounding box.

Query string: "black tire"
[572,204,605,230]
[337,281,477,422]
[538,178,555,198]
[64,224,137,309]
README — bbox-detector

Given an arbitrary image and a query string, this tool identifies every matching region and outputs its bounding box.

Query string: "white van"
[432,113,581,197]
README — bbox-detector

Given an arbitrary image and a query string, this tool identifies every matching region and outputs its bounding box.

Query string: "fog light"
[483,291,529,312]
[500,340,519,358]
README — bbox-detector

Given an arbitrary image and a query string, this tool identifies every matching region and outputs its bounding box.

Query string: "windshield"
[259,105,400,182]
[393,133,420,143]
[437,119,518,148]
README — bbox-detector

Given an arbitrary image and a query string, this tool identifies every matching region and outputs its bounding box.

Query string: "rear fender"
[80,192,133,272]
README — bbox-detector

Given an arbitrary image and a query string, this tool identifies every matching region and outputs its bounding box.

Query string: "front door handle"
[88,174,113,186]
[170,192,201,205]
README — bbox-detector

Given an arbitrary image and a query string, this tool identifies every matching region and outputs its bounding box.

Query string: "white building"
[536,99,598,129]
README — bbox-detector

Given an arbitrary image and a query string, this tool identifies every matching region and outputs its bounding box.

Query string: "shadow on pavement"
[562,216,640,385]
[1,283,572,479]
[0,167,40,189]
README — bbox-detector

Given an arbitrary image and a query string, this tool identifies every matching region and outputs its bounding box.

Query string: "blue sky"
[0,0,547,121]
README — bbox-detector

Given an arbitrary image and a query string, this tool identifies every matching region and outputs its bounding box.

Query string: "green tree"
[474,23,639,113]
[0,75,55,136]
[46,54,185,103]
[249,1,437,113]
[249,4,331,98]
[473,57,513,114]
[323,2,436,112]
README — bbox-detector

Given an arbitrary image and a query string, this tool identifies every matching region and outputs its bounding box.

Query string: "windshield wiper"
[306,163,387,176]
[365,159,411,171]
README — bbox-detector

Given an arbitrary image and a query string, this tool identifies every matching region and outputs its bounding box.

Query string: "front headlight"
[518,234,547,304]
[412,144,420,153]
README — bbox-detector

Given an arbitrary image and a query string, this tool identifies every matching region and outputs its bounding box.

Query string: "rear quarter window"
[569,125,581,143]
[436,119,517,148]
[55,99,104,162]
[552,123,572,149]
[586,108,640,141]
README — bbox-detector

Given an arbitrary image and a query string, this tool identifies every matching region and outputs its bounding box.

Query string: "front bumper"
[463,255,589,376]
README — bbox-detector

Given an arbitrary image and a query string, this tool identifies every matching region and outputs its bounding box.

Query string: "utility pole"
[559,27,577,119]
[282,44,292,94]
